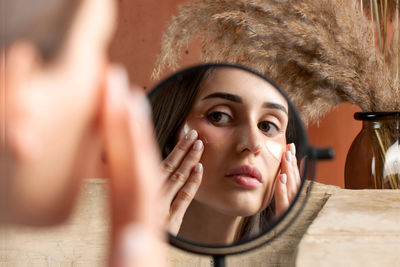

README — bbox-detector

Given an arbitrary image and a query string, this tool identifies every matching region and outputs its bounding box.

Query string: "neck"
[178,200,244,245]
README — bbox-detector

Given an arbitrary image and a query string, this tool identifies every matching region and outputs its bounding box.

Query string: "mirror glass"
[149,64,308,248]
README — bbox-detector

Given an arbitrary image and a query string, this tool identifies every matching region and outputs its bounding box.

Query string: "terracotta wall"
[109,0,363,188]
[110,0,194,90]
[307,104,362,188]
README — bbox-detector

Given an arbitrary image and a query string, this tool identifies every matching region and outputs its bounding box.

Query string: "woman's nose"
[236,125,262,155]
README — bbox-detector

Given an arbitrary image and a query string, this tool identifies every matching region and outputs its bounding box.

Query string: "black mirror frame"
[148,63,325,257]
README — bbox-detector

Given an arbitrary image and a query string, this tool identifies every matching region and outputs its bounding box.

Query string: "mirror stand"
[213,255,226,267]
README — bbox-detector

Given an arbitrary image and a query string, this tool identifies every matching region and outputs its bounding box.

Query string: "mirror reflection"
[149,65,305,246]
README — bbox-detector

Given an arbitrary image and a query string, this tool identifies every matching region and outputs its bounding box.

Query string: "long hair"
[149,65,295,242]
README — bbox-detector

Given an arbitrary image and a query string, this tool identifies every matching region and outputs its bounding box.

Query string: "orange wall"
[110,0,363,188]
[110,0,196,90]
[308,104,362,188]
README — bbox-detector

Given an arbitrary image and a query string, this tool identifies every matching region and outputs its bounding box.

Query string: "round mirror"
[148,63,311,257]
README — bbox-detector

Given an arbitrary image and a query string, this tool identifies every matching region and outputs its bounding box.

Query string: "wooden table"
[295,189,400,267]
[2,179,399,266]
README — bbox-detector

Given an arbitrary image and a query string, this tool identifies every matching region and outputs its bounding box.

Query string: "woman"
[2,0,165,266]
[151,65,301,245]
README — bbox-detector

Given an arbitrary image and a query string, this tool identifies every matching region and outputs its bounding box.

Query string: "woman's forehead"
[197,67,288,109]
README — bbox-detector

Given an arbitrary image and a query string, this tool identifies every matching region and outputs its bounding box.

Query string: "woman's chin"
[195,193,266,217]
[219,205,263,217]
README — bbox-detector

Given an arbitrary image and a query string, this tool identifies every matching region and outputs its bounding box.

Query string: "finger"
[289,143,301,189]
[167,163,203,235]
[103,66,164,266]
[104,68,158,224]
[282,147,297,201]
[163,139,204,203]
[160,129,198,179]
[274,173,289,218]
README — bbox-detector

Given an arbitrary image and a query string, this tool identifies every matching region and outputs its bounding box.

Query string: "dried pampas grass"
[153,0,400,123]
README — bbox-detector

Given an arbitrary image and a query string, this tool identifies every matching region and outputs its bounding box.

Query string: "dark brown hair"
[150,67,213,159]
[149,65,295,242]
[2,0,80,61]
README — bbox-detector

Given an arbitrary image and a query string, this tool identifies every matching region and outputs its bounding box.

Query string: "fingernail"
[281,173,287,184]
[107,65,130,105]
[285,150,292,162]
[186,130,198,141]
[108,65,152,123]
[195,163,203,173]
[290,143,296,155]
[193,140,203,151]
[130,88,151,119]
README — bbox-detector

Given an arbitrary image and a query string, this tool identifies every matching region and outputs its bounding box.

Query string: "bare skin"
[3,0,166,266]
[161,68,300,244]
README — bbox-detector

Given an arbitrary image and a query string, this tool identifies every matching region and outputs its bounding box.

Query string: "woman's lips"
[225,165,263,189]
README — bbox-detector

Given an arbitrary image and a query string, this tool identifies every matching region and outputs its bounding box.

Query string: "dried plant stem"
[372,127,400,189]
[373,0,384,53]
[395,0,399,91]
[371,0,374,21]
[383,0,388,53]
[372,129,386,188]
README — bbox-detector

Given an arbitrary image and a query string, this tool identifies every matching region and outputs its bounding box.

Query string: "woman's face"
[182,68,289,217]
[5,0,116,224]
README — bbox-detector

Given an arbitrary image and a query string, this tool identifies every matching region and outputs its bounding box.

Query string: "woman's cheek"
[265,140,284,162]
[260,138,286,206]
[183,119,234,147]
[264,134,286,162]
[198,123,233,145]
[261,138,286,180]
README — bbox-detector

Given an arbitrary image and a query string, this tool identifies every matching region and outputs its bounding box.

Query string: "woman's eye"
[258,121,279,136]
[207,112,231,124]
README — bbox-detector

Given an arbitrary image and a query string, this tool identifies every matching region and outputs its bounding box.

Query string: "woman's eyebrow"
[201,92,242,103]
[201,92,288,114]
[263,102,288,115]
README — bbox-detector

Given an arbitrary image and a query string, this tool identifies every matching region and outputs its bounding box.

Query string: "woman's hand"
[274,143,301,218]
[103,66,165,267]
[160,129,204,235]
